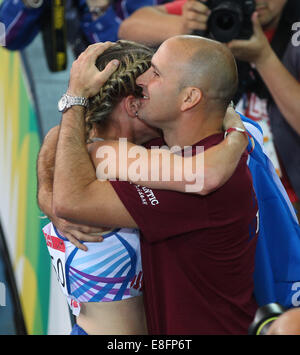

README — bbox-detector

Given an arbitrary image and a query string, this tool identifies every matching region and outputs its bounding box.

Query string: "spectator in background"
[0,0,168,57]
[119,0,300,219]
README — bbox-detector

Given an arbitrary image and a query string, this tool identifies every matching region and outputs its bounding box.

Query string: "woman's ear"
[181,87,202,112]
[124,95,140,117]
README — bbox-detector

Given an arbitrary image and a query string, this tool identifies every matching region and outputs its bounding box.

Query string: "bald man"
[136,35,238,139]
[53,36,259,334]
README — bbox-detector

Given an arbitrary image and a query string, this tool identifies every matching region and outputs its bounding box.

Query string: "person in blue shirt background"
[0,0,168,56]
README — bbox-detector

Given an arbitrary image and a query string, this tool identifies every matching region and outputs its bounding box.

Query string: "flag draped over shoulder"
[241,113,300,309]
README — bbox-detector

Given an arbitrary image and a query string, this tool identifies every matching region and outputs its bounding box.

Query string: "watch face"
[58,95,67,112]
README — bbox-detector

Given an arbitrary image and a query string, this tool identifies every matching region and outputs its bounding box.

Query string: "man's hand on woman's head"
[67,42,120,98]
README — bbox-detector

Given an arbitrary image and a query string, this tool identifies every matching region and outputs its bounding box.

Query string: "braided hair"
[85,40,154,140]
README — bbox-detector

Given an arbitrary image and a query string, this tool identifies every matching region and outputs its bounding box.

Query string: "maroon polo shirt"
[111,133,258,334]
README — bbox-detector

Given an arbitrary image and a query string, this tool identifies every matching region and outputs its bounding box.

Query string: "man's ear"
[181,87,202,111]
[124,95,140,117]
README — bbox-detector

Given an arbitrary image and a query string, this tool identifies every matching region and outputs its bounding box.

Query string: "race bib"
[43,223,68,295]
[129,271,143,297]
[43,223,81,316]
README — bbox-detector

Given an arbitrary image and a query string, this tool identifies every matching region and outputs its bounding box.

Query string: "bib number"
[43,226,68,296]
[50,254,66,289]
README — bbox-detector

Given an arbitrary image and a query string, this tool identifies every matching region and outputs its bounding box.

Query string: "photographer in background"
[119,0,300,219]
[0,0,168,58]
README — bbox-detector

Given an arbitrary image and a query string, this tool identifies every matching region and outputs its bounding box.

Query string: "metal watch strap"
[58,93,89,113]
[67,95,89,108]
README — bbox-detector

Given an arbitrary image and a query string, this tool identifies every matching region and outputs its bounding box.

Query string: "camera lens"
[216,13,235,31]
[208,1,243,43]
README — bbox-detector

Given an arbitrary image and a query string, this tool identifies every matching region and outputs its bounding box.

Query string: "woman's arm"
[90,107,249,195]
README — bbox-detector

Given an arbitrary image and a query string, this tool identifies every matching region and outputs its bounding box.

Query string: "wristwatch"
[58,94,89,113]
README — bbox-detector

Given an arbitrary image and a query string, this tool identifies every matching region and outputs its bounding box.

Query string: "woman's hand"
[223,103,246,131]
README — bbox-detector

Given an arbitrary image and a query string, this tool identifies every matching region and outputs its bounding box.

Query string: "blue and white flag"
[241,113,300,309]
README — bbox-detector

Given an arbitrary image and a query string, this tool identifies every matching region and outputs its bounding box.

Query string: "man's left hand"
[227,11,272,66]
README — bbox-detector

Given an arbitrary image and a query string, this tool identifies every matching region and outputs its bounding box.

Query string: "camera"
[248,303,286,335]
[197,0,255,43]
[41,0,67,72]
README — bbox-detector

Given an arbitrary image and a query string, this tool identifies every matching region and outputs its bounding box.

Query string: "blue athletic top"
[43,222,143,316]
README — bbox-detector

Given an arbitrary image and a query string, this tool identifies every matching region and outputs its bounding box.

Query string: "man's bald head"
[166,35,238,111]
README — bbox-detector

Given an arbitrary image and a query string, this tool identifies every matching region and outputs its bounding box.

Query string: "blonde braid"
[85,41,153,141]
